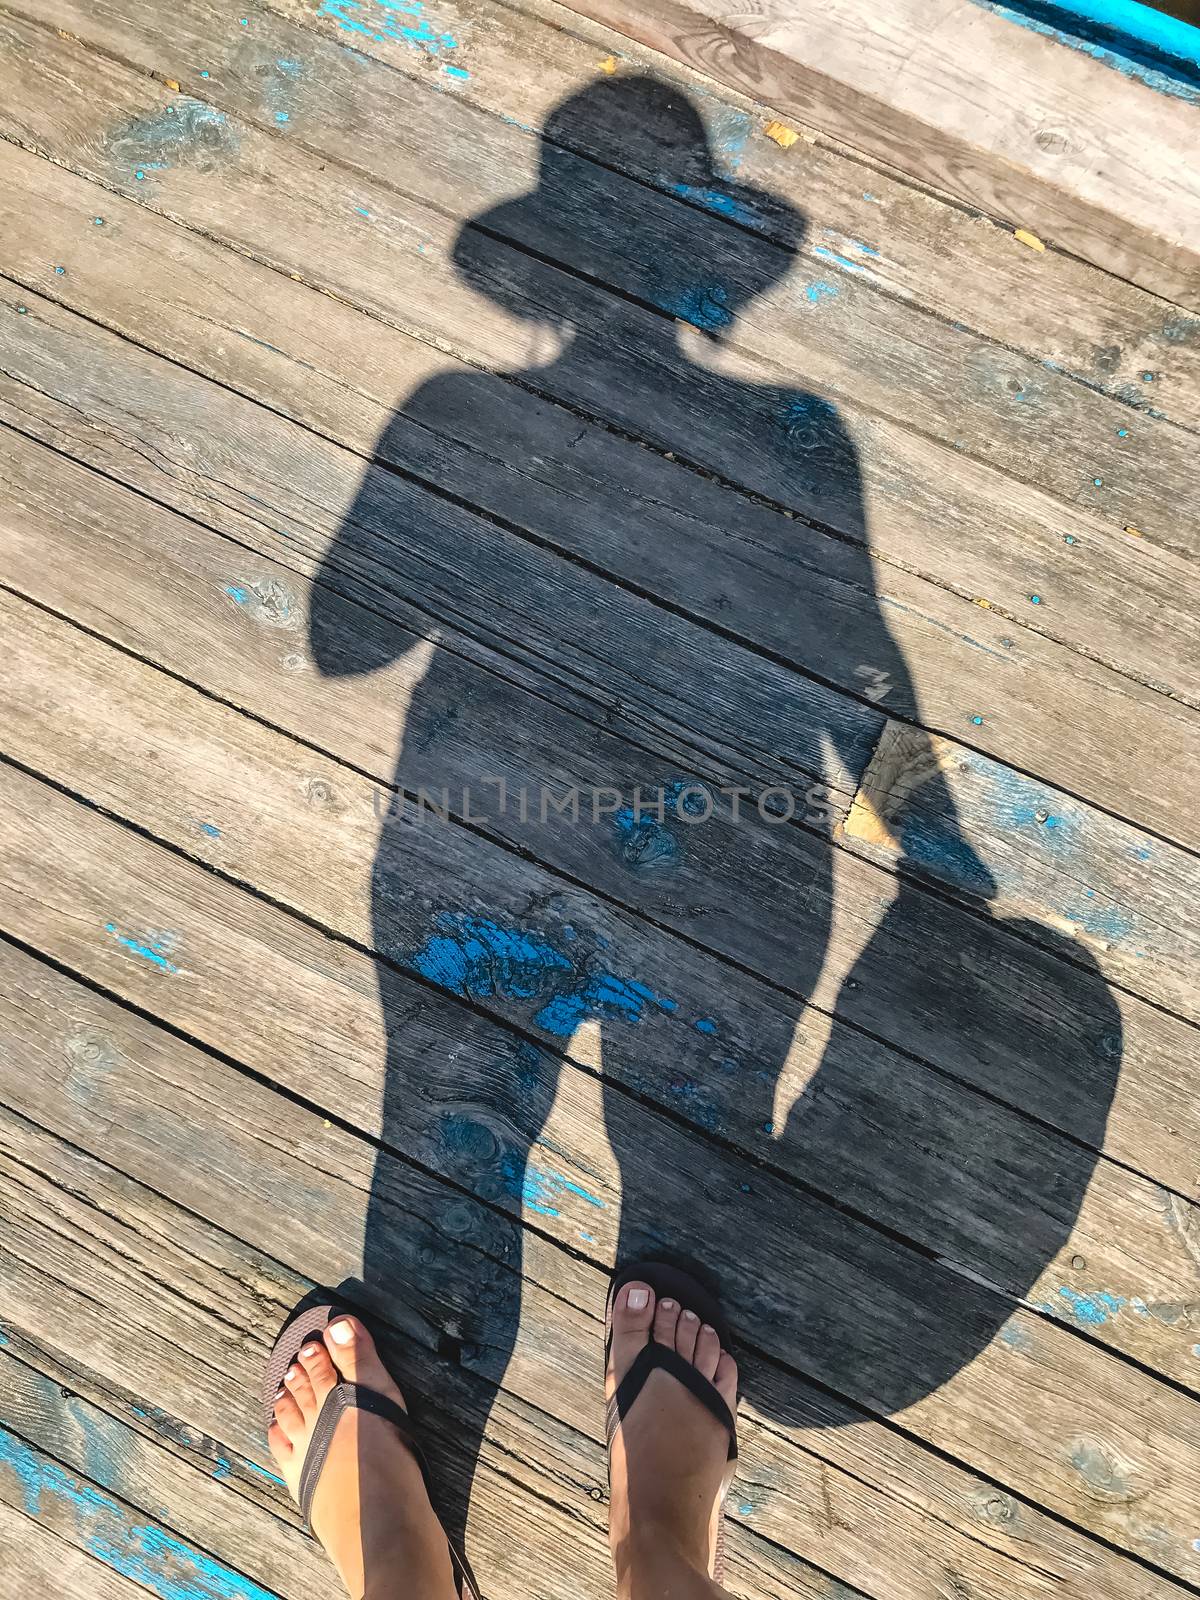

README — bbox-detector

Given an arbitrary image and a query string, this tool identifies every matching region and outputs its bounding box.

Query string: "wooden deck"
[2,1,1199,1596]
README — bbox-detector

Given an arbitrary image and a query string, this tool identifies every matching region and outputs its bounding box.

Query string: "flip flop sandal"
[263,1292,482,1600]
[604,1260,738,1585]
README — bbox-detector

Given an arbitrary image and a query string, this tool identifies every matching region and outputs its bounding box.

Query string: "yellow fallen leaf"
[972,597,993,609]
[764,118,799,149]
[1124,524,1143,537]
[1014,228,1046,252]
[599,55,617,74]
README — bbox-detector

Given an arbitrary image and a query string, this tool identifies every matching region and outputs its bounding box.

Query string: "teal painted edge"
[969,0,1200,101]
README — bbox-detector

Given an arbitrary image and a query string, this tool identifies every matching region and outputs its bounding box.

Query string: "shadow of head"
[451,74,805,341]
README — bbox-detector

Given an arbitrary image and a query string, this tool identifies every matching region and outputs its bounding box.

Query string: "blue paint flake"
[669,183,756,225]
[804,279,838,304]
[242,1460,286,1487]
[442,64,470,79]
[862,191,881,203]
[813,244,866,273]
[695,1017,717,1035]
[1054,1287,1126,1326]
[501,1156,606,1216]
[1116,427,1129,437]
[354,206,371,216]
[0,1429,279,1600]
[197,821,221,839]
[224,585,250,606]
[104,923,179,974]
[317,0,460,57]
[274,111,290,123]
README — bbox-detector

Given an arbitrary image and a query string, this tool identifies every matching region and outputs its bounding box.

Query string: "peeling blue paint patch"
[242,1460,286,1488]
[813,244,866,273]
[0,1428,279,1599]
[224,585,250,606]
[862,191,881,203]
[669,183,757,225]
[197,821,221,839]
[212,1457,232,1481]
[695,1017,717,1035]
[665,1073,721,1132]
[317,0,460,58]
[502,1156,606,1216]
[1055,1286,1126,1326]
[354,206,372,217]
[738,1501,754,1515]
[579,1230,595,1242]
[104,923,179,974]
[661,283,733,331]
[804,279,839,304]
[442,64,470,79]
[407,913,676,1036]
[1064,901,1134,944]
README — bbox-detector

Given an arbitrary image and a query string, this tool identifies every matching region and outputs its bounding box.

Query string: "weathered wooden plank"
[553,0,1200,306]
[0,1349,324,1600]
[4,16,1200,671]
[4,402,1196,1029]
[2,732,1200,1585]
[0,1502,151,1600]
[0,1422,283,1600]
[273,0,1200,435]
[4,575,1199,1331]
[10,0,1200,560]
[0,940,1194,1598]
[6,145,1199,853]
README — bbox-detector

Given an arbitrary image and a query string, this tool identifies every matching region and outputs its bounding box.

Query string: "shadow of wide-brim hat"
[451,75,805,330]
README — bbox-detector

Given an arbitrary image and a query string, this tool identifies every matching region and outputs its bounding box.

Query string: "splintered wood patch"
[764,118,800,149]
[839,720,957,849]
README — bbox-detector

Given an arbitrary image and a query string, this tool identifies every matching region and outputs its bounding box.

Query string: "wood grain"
[552,0,1200,305]
[0,937,1194,1597]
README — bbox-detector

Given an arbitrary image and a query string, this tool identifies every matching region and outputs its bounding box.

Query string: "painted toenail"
[702,1324,715,1335]
[328,1319,354,1344]
[627,1288,649,1311]
[660,1299,676,1310]
[274,1383,285,1399]
[300,1344,320,1358]
[285,1365,298,1380]
[683,1310,698,1321]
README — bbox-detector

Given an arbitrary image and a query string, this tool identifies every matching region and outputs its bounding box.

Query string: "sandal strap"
[606,1342,737,1463]
[297,1382,483,1600]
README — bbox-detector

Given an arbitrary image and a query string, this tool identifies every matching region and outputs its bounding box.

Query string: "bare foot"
[606,1280,738,1597]
[268,1315,458,1600]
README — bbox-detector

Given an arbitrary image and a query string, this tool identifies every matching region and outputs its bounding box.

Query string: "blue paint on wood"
[224,585,249,606]
[969,0,1200,102]
[813,245,866,273]
[0,1428,279,1599]
[407,913,677,1035]
[1054,1286,1126,1326]
[241,1460,286,1488]
[197,821,221,839]
[661,284,733,332]
[317,0,460,58]
[695,1017,717,1035]
[804,279,839,304]
[669,183,757,225]
[502,1156,606,1215]
[442,64,470,79]
[104,923,179,974]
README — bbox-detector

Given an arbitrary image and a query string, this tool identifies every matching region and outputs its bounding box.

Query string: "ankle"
[613,1515,711,1599]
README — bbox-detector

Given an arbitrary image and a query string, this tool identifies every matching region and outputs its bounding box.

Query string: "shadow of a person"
[308,75,1121,1565]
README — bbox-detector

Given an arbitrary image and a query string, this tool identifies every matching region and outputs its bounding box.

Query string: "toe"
[651,1294,680,1349]
[273,1386,306,1446]
[714,1351,739,1414]
[284,1360,317,1420]
[267,1420,293,1466]
[298,1338,339,1406]
[694,1323,721,1381]
[324,1316,403,1406]
[613,1281,656,1338]
[675,1307,700,1363]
